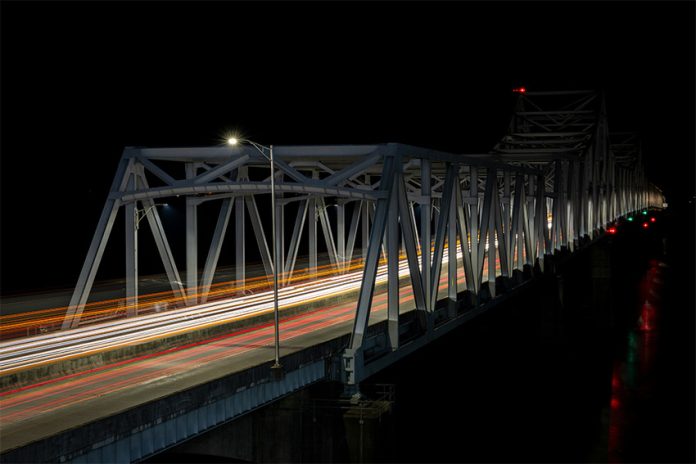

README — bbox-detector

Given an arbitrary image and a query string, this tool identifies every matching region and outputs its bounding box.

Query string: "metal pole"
[270,144,281,370]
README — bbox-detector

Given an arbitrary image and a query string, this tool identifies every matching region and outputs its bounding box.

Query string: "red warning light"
[650,217,656,223]
[607,227,617,234]
[512,87,527,94]
[642,222,649,229]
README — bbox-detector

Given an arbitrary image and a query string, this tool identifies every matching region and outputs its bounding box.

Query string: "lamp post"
[134,203,168,230]
[228,137,282,371]
[128,202,168,316]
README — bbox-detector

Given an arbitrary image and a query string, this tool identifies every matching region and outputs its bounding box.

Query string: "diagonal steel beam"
[62,155,135,329]
[348,157,395,350]
[245,196,274,282]
[283,199,308,284]
[200,198,233,303]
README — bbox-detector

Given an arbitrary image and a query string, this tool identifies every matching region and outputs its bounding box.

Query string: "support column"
[421,159,431,311]
[361,175,371,263]
[125,175,138,317]
[502,171,512,275]
[447,175,458,317]
[487,186,497,298]
[236,167,247,292]
[186,163,198,305]
[308,196,317,277]
[387,169,399,350]
[469,166,480,291]
[337,201,346,271]
[526,174,536,266]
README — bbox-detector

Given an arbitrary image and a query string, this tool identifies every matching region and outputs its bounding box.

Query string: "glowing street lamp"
[228,137,282,372]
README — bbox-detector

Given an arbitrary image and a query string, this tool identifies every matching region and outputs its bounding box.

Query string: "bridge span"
[0,90,664,462]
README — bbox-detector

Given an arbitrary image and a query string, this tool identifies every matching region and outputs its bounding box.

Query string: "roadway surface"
[0,252,473,452]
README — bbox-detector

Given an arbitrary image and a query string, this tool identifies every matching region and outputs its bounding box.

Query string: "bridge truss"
[61,91,663,387]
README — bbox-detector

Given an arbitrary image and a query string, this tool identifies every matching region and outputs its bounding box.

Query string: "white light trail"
[1,248,463,374]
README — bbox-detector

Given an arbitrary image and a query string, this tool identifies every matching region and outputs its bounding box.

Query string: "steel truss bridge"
[55,90,663,389]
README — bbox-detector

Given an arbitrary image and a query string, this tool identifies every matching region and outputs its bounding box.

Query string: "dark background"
[1,1,694,295]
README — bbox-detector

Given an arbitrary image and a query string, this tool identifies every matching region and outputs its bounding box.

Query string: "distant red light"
[607,227,617,234]
[512,87,527,94]
[642,222,649,229]
[650,217,656,223]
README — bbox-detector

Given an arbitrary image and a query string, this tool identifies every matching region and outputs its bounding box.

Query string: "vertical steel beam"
[421,159,432,311]
[560,160,569,247]
[430,166,456,310]
[308,196,317,277]
[580,159,589,237]
[551,160,562,251]
[511,174,524,271]
[348,157,395,350]
[235,167,248,292]
[502,171,512,275]
[361,174,371,263]
[493,185,509,278]
[526,174,536,264]
[447,173,458,309]
[570,161,580,248]
[476,171,494,287]
[535,173,548,265]
[200,198,233,303]
[591,147,599,234]
[235,195,245,292]
[487,183,497,297]
[469,166,480,290]
[185,164,198,305]
[125,174,138,317]
[387,166,400,350]
[455,180,476,292]
[337,201,346,271]
[397,175,427,316]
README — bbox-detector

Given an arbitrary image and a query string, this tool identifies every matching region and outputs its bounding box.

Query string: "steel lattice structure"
[61,91,663,387]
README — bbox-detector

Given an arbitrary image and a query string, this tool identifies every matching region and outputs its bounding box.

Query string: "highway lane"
[0,248,475,375]
[0,266,468,452]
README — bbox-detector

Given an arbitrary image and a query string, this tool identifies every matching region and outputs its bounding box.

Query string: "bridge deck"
[0,267,465,454]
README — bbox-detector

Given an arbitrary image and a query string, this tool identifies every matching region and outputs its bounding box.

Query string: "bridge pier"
[148,381,394,463]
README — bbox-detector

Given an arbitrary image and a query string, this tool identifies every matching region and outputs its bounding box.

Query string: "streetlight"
[134,203,168,229]
[228,137,282,372]
[129,203,168,316]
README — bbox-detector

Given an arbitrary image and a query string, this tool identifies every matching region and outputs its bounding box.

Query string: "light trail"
[0,244,499,443]
[0,267,469,434]
[0,247,474,376]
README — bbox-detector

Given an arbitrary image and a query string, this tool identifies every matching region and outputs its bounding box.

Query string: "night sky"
[1,1,694,295]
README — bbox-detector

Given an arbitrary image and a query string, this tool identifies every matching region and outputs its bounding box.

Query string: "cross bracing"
[60,91,663,388]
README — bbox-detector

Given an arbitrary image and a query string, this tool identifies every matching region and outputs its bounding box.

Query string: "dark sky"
[1,1,694,294]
